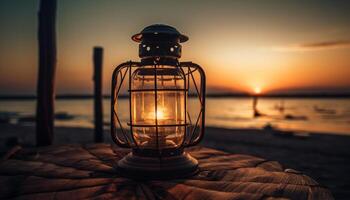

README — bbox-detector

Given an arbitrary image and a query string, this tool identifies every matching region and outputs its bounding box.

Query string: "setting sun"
[254,87,262,94]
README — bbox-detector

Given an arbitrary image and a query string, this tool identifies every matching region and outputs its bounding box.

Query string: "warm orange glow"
[1,1,350,95]
[52,42,350,94]
[254,87,261,94]
[145,106,168,121]
[156,108,166,120]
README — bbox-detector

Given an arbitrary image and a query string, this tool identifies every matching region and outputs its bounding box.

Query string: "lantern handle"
[180,62,206,147]
[111,61,138,148]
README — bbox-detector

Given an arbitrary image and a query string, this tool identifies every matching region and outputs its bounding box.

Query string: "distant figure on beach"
[253,87,264,118]
[253,95,264,117]
[252,87,264,117]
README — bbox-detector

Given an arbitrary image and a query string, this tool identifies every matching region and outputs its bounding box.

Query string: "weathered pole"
[36,0,57,146]
[93,47,104,142]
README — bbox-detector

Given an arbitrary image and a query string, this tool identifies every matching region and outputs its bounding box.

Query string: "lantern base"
[117,152,198,180]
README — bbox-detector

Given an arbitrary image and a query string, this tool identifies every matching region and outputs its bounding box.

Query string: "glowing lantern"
[111,24,206,179]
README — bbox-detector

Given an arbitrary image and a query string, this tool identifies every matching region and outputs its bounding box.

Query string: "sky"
[0,0,350,95]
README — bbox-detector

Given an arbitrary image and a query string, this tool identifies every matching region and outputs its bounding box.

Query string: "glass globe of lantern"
[131,65,186,149]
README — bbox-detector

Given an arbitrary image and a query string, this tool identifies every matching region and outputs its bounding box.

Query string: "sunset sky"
[0,0,350,95]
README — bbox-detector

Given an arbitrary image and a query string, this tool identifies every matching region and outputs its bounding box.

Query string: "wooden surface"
[0,144,333,200]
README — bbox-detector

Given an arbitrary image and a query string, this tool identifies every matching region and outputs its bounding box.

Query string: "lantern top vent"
[132,24,188,64]
[132,24,188,43]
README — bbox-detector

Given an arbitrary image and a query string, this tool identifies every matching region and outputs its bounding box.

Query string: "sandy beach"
[0,123,349,199]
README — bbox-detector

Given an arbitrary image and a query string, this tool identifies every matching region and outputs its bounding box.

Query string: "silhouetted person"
[253,95,262,117]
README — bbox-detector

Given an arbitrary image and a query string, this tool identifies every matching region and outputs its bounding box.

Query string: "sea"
[1,97,350,135]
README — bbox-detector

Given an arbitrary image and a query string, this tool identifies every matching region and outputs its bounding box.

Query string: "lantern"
[111,24,205,179]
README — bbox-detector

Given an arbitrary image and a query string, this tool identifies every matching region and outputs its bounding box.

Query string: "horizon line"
[1,92,350,100]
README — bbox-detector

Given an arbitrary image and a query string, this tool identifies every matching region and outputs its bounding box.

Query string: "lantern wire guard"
[111,24,205,179]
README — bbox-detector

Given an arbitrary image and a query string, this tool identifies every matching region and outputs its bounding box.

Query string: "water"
[1,97,350,135]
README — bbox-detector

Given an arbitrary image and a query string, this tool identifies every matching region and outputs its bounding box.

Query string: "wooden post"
[36,0,57,146]
[93,47,104,142]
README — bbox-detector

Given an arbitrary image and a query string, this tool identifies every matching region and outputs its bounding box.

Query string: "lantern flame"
[146,106,167,121]
[156,109,165,120]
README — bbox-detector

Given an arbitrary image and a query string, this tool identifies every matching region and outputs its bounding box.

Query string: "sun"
[253,87,261,94]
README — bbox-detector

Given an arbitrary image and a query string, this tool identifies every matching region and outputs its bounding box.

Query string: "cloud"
[300,40,350,49]
[273,40,350,52]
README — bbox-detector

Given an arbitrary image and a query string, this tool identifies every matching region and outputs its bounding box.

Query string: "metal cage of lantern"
[111,61,206,156]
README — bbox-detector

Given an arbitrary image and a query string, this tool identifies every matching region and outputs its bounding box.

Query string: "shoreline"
[1,94,350,100]
[0,124,349,199]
